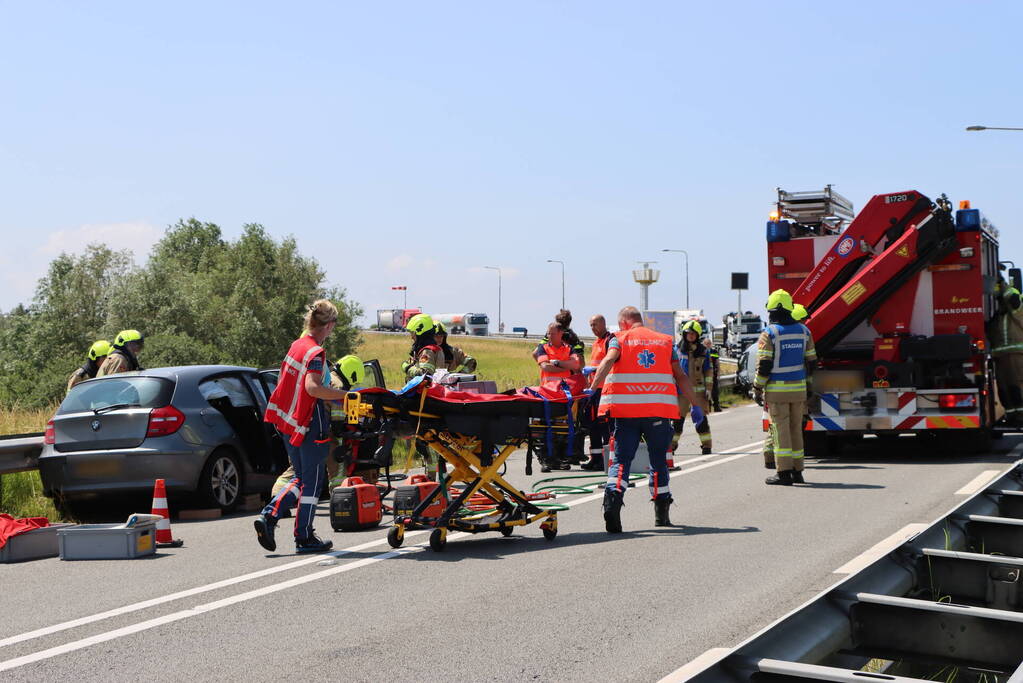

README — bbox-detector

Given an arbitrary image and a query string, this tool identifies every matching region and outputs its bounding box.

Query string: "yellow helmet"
[434,321,447,335]
[406,313,434,336]
[88,340,113,361]
[792,304,808,321]
[114,329,144,347]
[680,320,703,336]
[766,289,794,312]
[336,355,365,386]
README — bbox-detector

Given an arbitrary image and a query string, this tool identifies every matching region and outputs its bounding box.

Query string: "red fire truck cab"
[766,187,1017,455]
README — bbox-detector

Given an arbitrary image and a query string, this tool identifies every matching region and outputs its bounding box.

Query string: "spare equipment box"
[58,522,157,560]
[0,524,73,563]
[604,442,650,474]
[330,476,382,531]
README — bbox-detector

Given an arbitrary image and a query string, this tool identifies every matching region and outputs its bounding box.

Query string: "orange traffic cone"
[151,479,183,548]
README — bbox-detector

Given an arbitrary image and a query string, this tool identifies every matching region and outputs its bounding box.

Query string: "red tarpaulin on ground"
[0,514,50,549]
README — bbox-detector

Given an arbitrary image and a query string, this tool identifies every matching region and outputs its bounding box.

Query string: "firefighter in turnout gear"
[433,322,477,373]
[401,314,443,379]
[67,340,113,392]
[761,304,809,469]
[400,313,444,479]
[990,282,1023,426]
[591,306,703,530]
[97,330,144,377]
[671,320,713,455]
[755,290,817,486]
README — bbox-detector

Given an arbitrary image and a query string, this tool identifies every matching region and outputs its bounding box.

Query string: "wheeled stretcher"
[341,376,591,551]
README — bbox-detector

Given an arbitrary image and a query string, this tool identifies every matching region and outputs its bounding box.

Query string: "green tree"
[0,219,362,409]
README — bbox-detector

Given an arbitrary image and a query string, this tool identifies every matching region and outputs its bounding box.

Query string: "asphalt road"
[2,403,1020,682]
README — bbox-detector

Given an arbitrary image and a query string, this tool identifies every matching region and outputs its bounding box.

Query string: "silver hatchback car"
[39,365,289,515]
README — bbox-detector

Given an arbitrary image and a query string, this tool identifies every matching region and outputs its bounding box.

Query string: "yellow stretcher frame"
[343,390,560,552]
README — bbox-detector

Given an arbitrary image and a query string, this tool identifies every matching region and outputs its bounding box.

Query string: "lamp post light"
[484,266,502,334]
[546,259,565,309]
[661,249,690,309]
[966,125,1023,132]
[391,285,408,309]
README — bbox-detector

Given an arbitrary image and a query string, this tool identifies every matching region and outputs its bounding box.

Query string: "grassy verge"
[0,405,61,521]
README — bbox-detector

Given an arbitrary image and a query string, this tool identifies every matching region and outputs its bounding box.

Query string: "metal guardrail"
[676,458,1023,681]
[0,433,44,475]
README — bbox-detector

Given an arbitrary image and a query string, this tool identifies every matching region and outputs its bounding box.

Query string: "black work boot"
[580,452,604,471]
[791,470,805,484]
[765,469,794,486]
[764,459,776,470]
[602,489,624,533]
[253,514,277,552]
[701,446,712,455]
[654,497,673,527]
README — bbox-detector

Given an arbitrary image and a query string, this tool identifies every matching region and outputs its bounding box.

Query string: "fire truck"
[766,186,1020,455]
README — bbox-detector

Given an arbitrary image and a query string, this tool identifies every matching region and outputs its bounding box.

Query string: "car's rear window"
[59,377,175,414]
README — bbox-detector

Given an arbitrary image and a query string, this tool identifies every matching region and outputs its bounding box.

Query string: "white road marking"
[0,438,766,671]
[0,529,426,650]
[955,469,1003,495]
[832,523,929,575]
[657,647,731,682]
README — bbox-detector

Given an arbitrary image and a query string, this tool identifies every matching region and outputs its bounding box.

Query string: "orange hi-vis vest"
[598,325,681,420]
[538,343,573,383]
[264,334,325,446]
[589,332,612,389]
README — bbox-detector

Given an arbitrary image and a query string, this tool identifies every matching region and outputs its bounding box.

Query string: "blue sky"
[2,1,1022,333]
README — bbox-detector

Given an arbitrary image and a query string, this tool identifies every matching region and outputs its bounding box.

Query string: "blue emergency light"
[955,208,981,232]
[766,220,791,242]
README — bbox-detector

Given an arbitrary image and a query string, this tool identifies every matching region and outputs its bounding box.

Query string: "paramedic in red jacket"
[254,300,350,554]
[590,306,703,532]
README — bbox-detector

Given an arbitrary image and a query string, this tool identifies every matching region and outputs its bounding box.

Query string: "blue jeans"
[607,417,673,500]
[262,419,329,540]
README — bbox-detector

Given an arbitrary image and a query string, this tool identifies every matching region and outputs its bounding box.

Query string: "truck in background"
[767,185,1016,455]
[430,312,489,335]
[722,311,763,355]
[376,308,423,331]
[642,309,712,345]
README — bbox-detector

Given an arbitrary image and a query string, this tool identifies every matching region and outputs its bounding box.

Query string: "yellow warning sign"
[896,245,910,258]
[842,282,867,306]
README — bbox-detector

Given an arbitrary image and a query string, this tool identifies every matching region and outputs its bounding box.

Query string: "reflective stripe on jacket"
[264,335,325,446]
[598,326,681,419]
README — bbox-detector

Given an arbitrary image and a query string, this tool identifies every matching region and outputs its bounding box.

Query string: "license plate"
[72,460,120,478]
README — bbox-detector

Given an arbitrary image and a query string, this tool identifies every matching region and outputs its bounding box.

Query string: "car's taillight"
[939,393,976,410]
[147,405,185,437]
[44,418,55,445]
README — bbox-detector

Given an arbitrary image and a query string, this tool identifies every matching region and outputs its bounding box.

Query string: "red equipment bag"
[392,474,445,521]
[330,476,383,531]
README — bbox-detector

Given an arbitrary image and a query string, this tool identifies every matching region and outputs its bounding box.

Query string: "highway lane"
[3,403,1020,681]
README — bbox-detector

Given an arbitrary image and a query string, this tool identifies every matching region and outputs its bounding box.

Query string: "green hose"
[531,473,644,495]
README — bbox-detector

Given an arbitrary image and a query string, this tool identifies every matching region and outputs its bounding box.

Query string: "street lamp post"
[484,266,502,334]
[661,249,689,309]
[966,125,1023,131]
[546,259,565,309]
